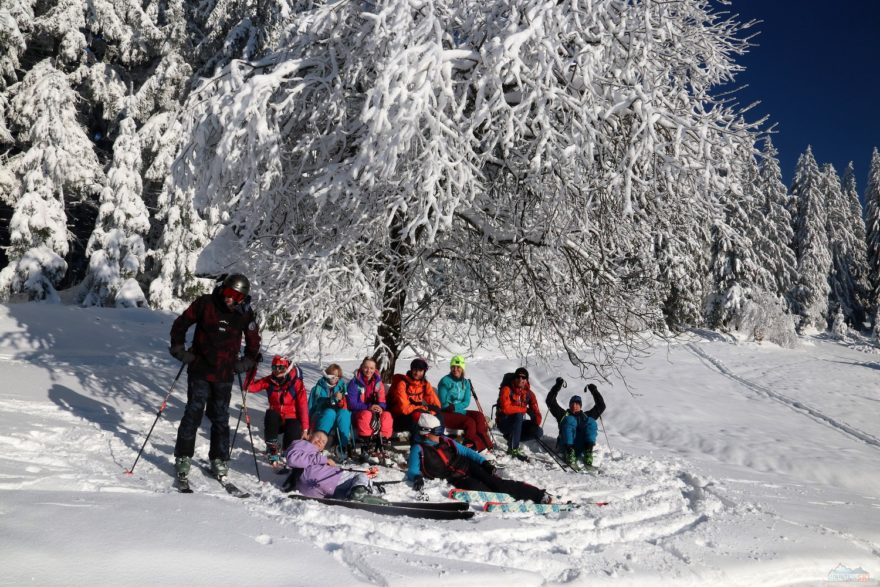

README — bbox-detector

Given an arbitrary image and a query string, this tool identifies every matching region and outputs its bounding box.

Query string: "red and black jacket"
[170,287,261,382]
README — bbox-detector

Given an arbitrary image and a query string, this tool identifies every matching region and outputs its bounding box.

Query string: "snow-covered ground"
[1,303,879,586]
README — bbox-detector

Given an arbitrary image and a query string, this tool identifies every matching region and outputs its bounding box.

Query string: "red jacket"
[170,288,261,383]
[498,384,542,426]
[248,373,309,428]
[389,373,441,416]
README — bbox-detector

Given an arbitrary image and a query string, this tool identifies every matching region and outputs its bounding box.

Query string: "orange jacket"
[389,373,441,416]
[498,384,542,426]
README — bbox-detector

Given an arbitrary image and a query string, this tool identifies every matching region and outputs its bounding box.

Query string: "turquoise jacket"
[436,374,471,414]
[308,377,348,420]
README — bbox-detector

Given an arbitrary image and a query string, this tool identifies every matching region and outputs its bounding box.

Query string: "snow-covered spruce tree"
[823,163,867,327]
[865,148,880,335]
[0,60,103,301]
[751,137,797,303]
[0,0,31,92]
[81,112,149,307]
[163,0,758,376]
[705,149,776,331]
[789,146,831,332]
[840,162,870,328]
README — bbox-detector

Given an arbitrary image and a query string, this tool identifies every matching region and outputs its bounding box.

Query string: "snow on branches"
[161,0,758,375]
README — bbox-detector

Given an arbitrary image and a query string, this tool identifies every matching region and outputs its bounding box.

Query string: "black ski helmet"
[222,273,250,297]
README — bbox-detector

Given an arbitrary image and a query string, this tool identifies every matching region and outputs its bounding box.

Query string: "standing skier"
[246,355,310,466]
[169,274,261,484]
[546,379,606,470]
[406,414,551,504]
[496,367,543,460]
[436,355,493,453]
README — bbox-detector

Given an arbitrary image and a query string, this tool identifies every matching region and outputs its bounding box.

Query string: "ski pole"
[535,436,569,472]
[599,415,612,452]
[231,364,257,450]
[469,379,502,448]
[237,372,261,482]
[125,362,186,475]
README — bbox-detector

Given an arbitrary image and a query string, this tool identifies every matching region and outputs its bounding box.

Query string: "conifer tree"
[81,112,149,307]
[841,162,870,327]
[789,146,831,332]
[0,61,104,300]
[865,148,880,333]
[824,163,867,326]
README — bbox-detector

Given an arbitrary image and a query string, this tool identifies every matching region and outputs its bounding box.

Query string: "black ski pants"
[174,377,233,461]
[450,461,545,503]
[264,410,302,452]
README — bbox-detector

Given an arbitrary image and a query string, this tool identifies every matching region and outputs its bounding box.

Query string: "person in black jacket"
[169,274,261,483]
[546,379,605,470]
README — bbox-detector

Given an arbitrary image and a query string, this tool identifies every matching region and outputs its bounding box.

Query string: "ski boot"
[266,440,283,469]
[565,448,581,471]
[210,458,229,480]
[582,451,596,472]
[507,447,528,462]
[349,485,388,505]
[175,456,191,485]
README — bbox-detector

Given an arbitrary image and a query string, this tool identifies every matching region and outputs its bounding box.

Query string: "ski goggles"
[222,287,245,303]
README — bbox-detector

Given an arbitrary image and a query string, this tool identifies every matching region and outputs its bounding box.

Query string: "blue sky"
[723,1,880,192]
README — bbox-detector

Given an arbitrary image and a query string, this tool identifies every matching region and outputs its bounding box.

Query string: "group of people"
[167,273,606,505]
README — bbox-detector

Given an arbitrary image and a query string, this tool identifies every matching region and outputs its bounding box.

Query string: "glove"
[170,344,195,364]
[234,357,255,373]
[587,383,598,394]
[412,476,425,492]
[555,377,565,388]
[481,460,497,476]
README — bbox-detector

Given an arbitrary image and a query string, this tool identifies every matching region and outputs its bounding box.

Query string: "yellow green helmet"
[450,355,466,369]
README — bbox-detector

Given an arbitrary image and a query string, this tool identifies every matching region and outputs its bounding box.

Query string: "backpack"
[420,437,469,480]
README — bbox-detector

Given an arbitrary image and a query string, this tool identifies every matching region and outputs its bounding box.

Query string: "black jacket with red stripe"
[170,288,261,382]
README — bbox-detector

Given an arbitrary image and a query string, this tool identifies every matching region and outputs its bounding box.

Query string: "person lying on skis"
[284,430,383,503]
[405,413,552,504]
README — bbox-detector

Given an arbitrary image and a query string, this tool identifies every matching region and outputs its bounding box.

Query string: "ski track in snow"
[0,391,728,583]
[684,343,880,450]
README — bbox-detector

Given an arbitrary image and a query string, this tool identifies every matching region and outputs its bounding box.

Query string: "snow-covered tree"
[0,60,103,301]
[865,148,880,334]
[159,0,758,376]
[789,146,831,332]
[0,0,32,91]
[823,163,867,327]
[751,137,797,302]
[840,162,870,328]
[81,113,149,307]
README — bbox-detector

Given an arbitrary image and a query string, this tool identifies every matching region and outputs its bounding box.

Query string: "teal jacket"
[437,374,471,414]
[308,377,348,420]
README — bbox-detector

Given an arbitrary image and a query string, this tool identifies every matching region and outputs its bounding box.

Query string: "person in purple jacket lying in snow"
[284,430,384,503]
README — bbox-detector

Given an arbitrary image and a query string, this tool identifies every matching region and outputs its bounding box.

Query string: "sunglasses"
[324,374,339,382]
[515,375,528,380]
[272,364,287,371]
[222,287,245,303]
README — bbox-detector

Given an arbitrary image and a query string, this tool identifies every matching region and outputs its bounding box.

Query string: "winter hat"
[450,355,466,369]
[514,367,529,380]
[411,358,429,372]
[417,413,442,435]
[569,395,583,407]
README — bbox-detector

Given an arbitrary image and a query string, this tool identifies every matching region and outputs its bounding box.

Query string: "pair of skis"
[177,460,250,498]
[448,489,609,514]
[288,493,474,520]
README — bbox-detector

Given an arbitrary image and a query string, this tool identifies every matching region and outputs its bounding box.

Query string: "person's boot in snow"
[210,458,228,479]
[582,450,595,470]
[565,447,581,471]
[266,439,283,467]
[507,447,528,461]
[175,456,191,481]
[349,485,388,505]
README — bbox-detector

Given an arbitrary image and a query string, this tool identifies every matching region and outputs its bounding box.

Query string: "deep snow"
[0,303,878,586]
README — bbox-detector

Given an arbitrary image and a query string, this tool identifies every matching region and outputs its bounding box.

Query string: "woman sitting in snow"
[308,363,351,458]
[406,414,552,504]
[246,355,310,466]
[546,378,605,471]
[284,430,382,502]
